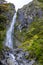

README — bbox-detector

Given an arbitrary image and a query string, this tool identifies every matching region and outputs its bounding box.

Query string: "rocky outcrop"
[14,0,43,44]
[0,48,35,65]
[16,1,43,30]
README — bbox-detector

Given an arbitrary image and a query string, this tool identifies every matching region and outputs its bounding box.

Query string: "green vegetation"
[38,0,43,2]
[15,16,43,65]
[0,14,7,50]
[18,18,43,65]
[0,0,43,65]
[14,1,43,65]
[0,4,7,50]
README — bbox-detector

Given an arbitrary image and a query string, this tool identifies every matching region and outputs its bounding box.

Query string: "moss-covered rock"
[14,0,43,65]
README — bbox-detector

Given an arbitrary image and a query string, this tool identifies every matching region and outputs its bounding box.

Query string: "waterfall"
[5,13,19,65]
[5,13,16,49]
[5,13,35,65]
[4,12,35,65]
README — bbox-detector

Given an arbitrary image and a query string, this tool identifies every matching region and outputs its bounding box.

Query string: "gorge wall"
[14,0,43,45]
[0,0,43,65]
[14,0,43,65]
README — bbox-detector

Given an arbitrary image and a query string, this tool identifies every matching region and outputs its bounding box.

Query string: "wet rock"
[24,51,29,56]
[14,0,43,44]
[0,61,3,65]
[28,60,35,65]
[0,48,35,65]
[0,0,6,4]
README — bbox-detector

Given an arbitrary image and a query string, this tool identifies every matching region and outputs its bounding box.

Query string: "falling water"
[5,13,19,65]
[5,13,16,49]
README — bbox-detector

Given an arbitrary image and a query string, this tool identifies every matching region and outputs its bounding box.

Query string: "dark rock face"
[15,1,43,31]
[14,0,43,46]
[0,0,6,4]
[0,61,3,65]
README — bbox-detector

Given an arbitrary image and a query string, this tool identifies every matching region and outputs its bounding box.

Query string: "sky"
[6,0,32,10]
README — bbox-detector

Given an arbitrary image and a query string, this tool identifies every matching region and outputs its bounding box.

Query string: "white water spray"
[5,13,16,49]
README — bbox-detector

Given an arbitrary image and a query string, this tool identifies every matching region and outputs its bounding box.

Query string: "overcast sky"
[6,0,32,10]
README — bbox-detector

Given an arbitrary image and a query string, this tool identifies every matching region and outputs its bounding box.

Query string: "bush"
[19,18,43,65]
[38,0,43,2]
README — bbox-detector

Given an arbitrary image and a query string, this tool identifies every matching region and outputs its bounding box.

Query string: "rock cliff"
[14,0,43,65]
[14,0,43,43]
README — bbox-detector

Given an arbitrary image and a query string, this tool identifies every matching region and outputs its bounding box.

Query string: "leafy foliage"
[38,0,43,2]
[19,18,43,65]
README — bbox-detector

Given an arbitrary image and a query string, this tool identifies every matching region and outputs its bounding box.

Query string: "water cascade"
[5,13,16,49]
